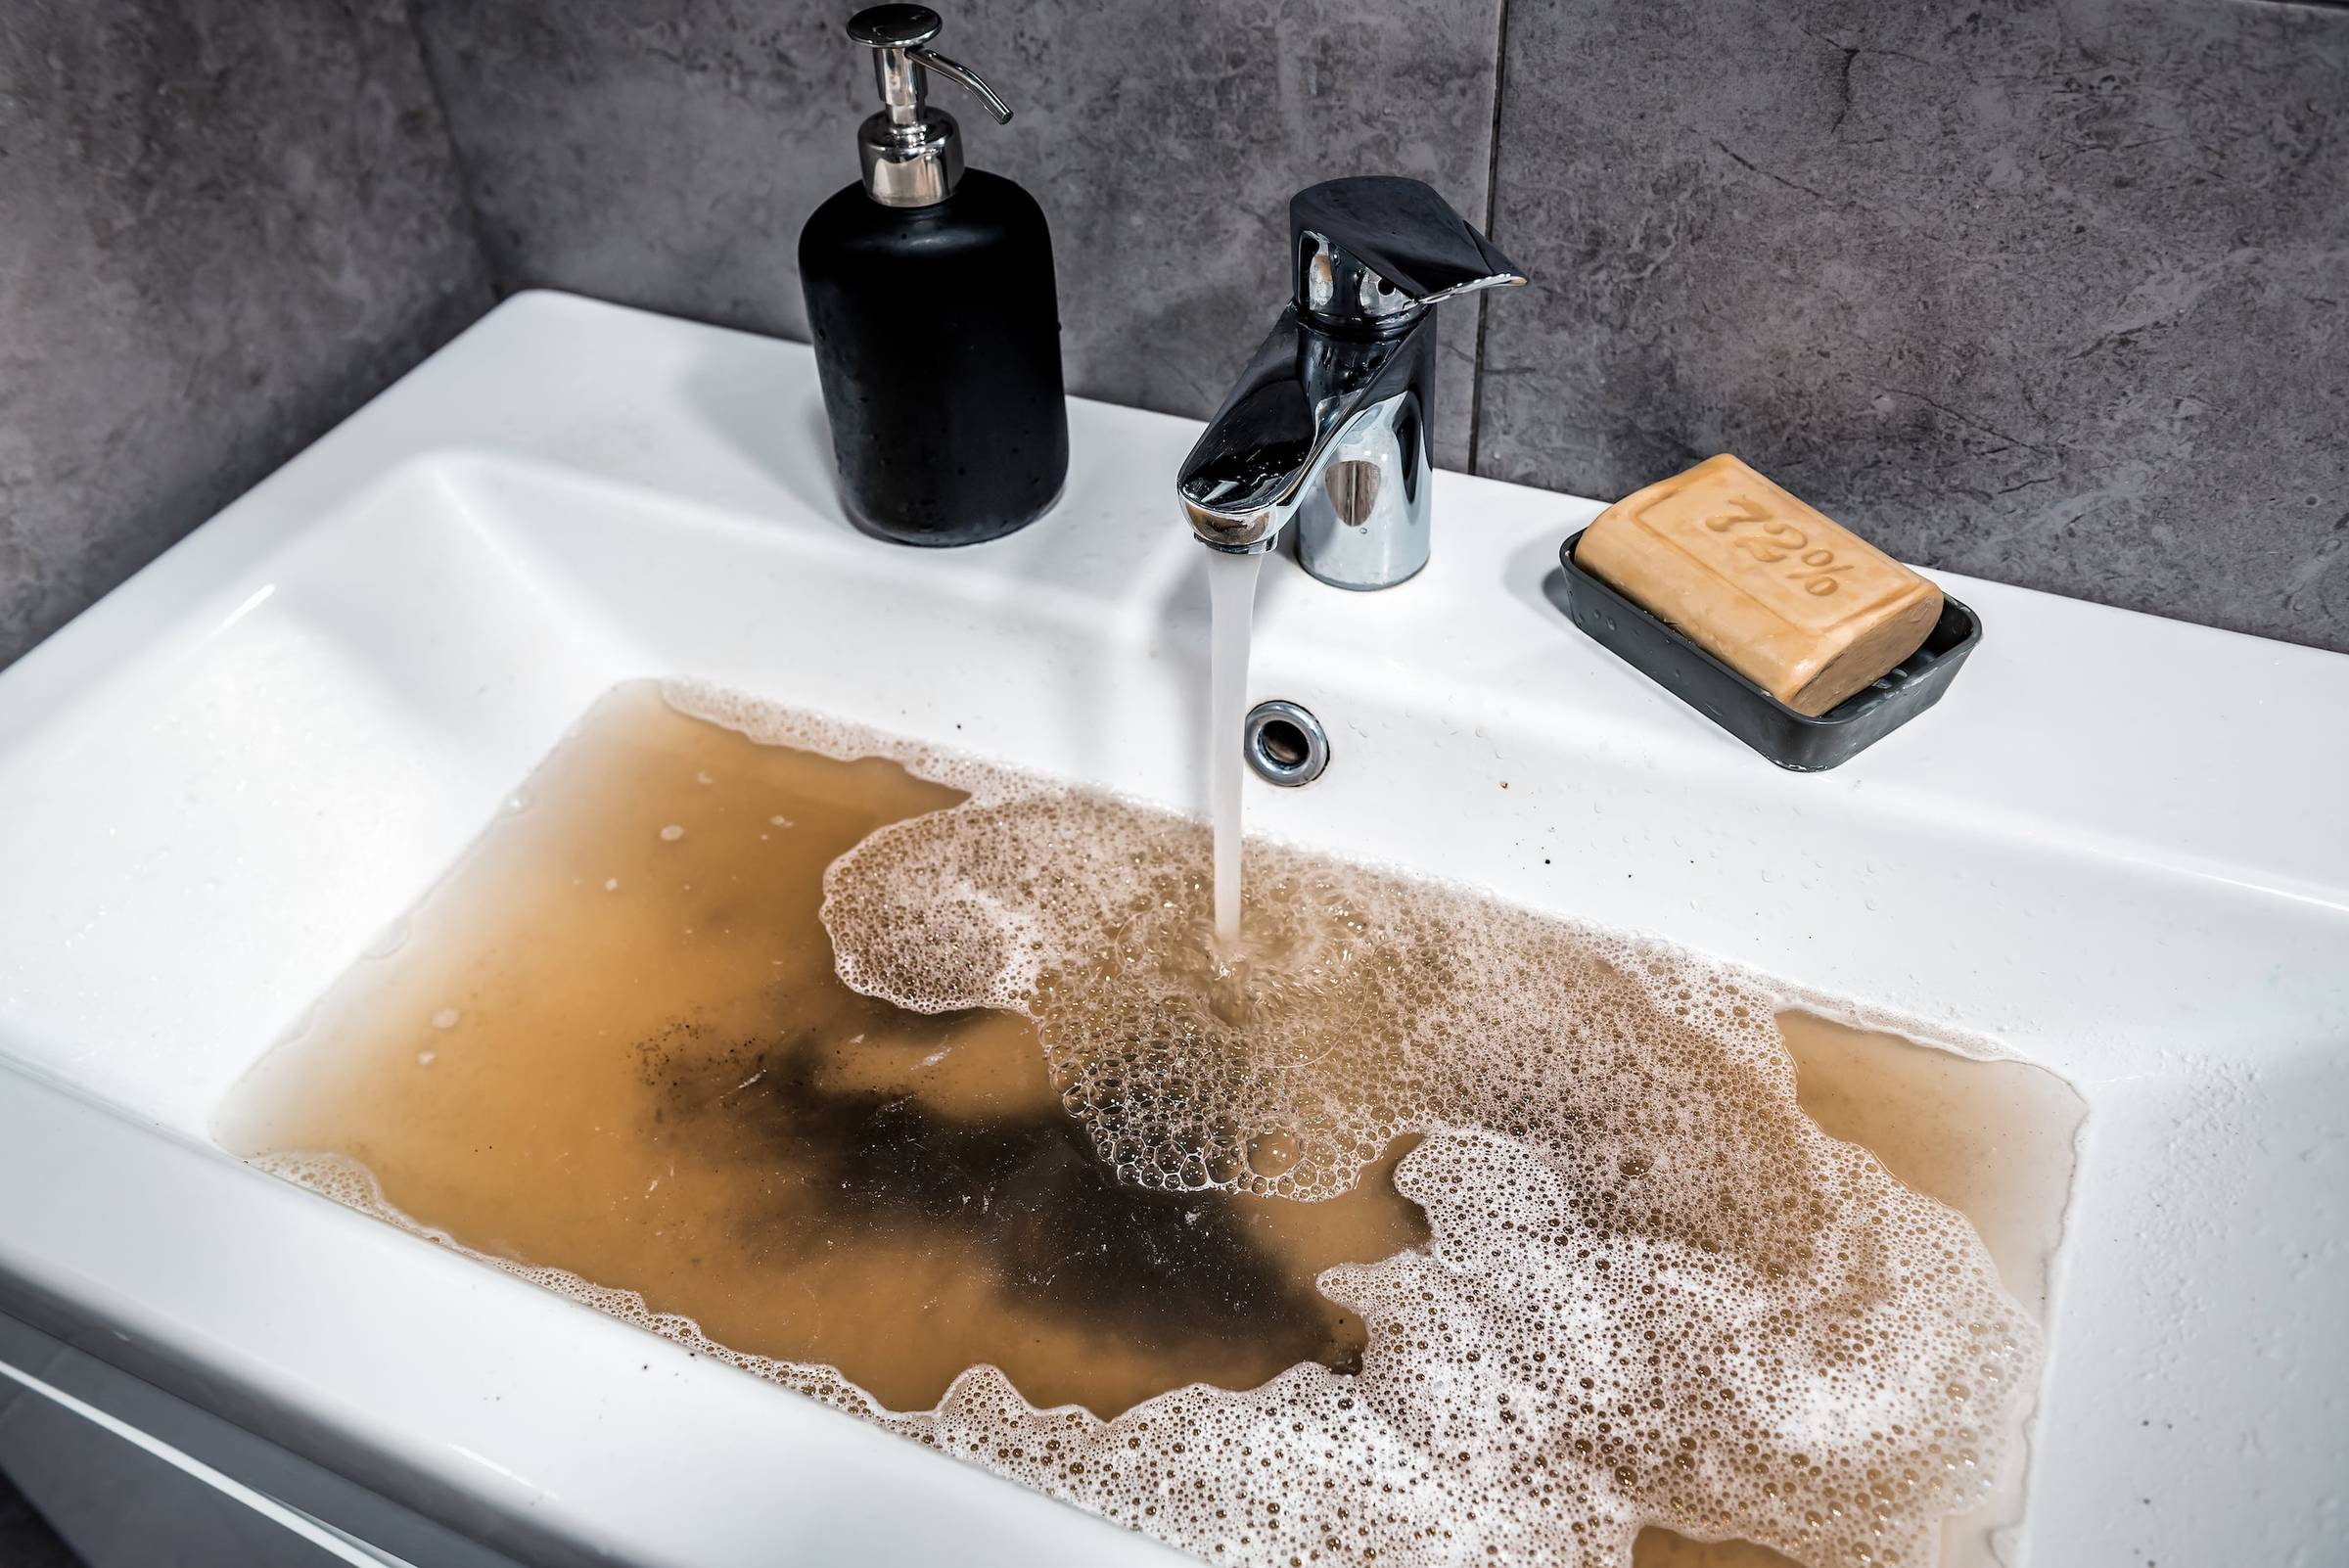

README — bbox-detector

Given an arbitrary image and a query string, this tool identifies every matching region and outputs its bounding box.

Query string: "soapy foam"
[668,681,2040,1566]
[253,681,2044,1568]
[667,678,1035,805]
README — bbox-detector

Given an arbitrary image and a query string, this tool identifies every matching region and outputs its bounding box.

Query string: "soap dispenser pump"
[799,5,1069,546]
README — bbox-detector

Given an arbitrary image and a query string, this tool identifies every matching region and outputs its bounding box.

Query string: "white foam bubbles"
[289,681,2047,1568]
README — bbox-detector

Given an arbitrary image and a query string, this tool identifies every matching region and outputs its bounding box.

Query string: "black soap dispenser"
[799,5,1069,546]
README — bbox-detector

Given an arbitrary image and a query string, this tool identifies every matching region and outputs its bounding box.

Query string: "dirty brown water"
[220,682,2085,1567]
[1637,1014,2083,1568]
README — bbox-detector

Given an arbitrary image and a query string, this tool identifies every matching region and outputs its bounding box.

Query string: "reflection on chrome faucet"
[1175,176,1526,591]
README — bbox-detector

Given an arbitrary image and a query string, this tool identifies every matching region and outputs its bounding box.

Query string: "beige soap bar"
[1579,455,1943,716]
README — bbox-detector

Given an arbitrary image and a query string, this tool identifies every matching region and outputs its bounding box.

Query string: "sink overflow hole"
[1243,700,1330,788]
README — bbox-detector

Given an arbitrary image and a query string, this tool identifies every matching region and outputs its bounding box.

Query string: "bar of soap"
[1578,454,1943,717]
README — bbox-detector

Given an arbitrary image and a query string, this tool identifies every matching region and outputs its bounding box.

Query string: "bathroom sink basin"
[0,293,2341,1567]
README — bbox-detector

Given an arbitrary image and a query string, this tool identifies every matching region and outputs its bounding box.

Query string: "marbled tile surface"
[1481,0,2349,650]
[0,0,493,667]
[410,0,1506,468]
[6,0,2344,661]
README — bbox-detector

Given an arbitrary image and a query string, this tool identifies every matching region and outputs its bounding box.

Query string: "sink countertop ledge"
[0,292,2341,1568]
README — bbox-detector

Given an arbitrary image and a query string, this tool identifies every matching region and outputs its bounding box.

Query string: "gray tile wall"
[407,0,1505,468]
[1481,0,2349,651]
[409,0,2347,652]
[0,0,493,667]
[5,0,2344,660]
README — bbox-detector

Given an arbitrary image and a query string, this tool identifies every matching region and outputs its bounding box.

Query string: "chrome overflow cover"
[1243,700,1330,788]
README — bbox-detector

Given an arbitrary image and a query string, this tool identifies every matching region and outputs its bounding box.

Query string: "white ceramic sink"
[0,294,2342,1567]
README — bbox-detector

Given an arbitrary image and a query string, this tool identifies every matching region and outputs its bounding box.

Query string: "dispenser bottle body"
[800,170,1068,546]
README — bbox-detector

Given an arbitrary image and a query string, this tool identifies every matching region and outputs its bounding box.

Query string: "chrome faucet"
[1175,176,1526,589]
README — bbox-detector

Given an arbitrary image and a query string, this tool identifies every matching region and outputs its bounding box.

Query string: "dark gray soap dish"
[1556,528,1982,772]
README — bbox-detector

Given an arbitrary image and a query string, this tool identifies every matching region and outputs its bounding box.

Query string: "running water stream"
[1205,547,1266,948]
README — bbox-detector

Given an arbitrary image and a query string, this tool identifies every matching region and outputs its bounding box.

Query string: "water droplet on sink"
[361,916,413,959]
[659,824,686,843]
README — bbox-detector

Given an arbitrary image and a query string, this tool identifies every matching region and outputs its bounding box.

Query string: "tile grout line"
[402,0,505,301]
[1465,0,1513,479]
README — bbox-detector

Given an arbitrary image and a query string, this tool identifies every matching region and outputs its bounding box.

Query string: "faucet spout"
[1172,176,1523,590]
[1176,308,1427,561]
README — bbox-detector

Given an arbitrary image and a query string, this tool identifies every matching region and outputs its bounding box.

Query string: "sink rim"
[0,291,2341,1568]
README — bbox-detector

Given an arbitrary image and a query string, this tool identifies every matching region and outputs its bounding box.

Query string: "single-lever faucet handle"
[1290,175,1524,330]
[848,6,1013,126]
[1179,172,1530,586]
